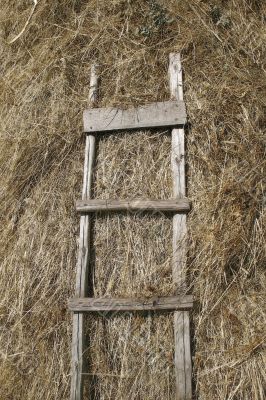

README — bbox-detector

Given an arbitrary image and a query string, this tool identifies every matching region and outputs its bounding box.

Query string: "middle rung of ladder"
[68,295,193,312]
[76,198,191,213]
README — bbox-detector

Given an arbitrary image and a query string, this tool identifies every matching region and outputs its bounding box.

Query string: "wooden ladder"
[69,53,193,400]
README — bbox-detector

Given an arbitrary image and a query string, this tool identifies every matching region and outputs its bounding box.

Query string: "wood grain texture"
[169,53,192,400]
[71,64,99,400]
[69,295,193,312]
[83,100,186,132]
[76,198,191,213]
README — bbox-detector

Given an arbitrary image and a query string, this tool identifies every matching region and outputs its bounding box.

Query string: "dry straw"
[0,1,265,399]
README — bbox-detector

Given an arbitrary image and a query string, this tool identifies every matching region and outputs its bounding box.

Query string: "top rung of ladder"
[83,100,186,133]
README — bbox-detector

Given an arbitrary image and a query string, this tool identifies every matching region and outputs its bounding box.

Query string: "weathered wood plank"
[76,198,191,213]
[71,64,99,400]
[83,100,186,132]
[69,295,193,312]
[169,53,192,400]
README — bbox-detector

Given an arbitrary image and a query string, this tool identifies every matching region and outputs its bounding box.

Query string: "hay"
[0,0,265,399]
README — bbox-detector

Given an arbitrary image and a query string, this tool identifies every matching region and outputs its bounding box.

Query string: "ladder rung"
[68,295,193,312]
[83,100,186,133]
[76,198,191,213]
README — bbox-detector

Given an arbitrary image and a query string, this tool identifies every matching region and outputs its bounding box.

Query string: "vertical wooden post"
[169,53,192,400]
[71,65,99,400]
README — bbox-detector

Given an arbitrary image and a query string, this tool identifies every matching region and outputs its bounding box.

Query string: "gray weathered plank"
[71,64,99,400]
[83,100,186,132]
[76,198,191,213]
[169,53,192,400]
[69,295,193,312]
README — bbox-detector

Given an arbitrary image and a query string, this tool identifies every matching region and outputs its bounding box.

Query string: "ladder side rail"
[71,64,99,400]
[169,53,192,400]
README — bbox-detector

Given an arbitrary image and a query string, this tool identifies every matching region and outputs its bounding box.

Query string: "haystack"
[0,1,265,399]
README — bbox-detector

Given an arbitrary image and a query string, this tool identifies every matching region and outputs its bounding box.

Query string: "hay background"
[0,1,265,399]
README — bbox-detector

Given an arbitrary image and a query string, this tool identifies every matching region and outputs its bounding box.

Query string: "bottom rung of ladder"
[68,295,193,312]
